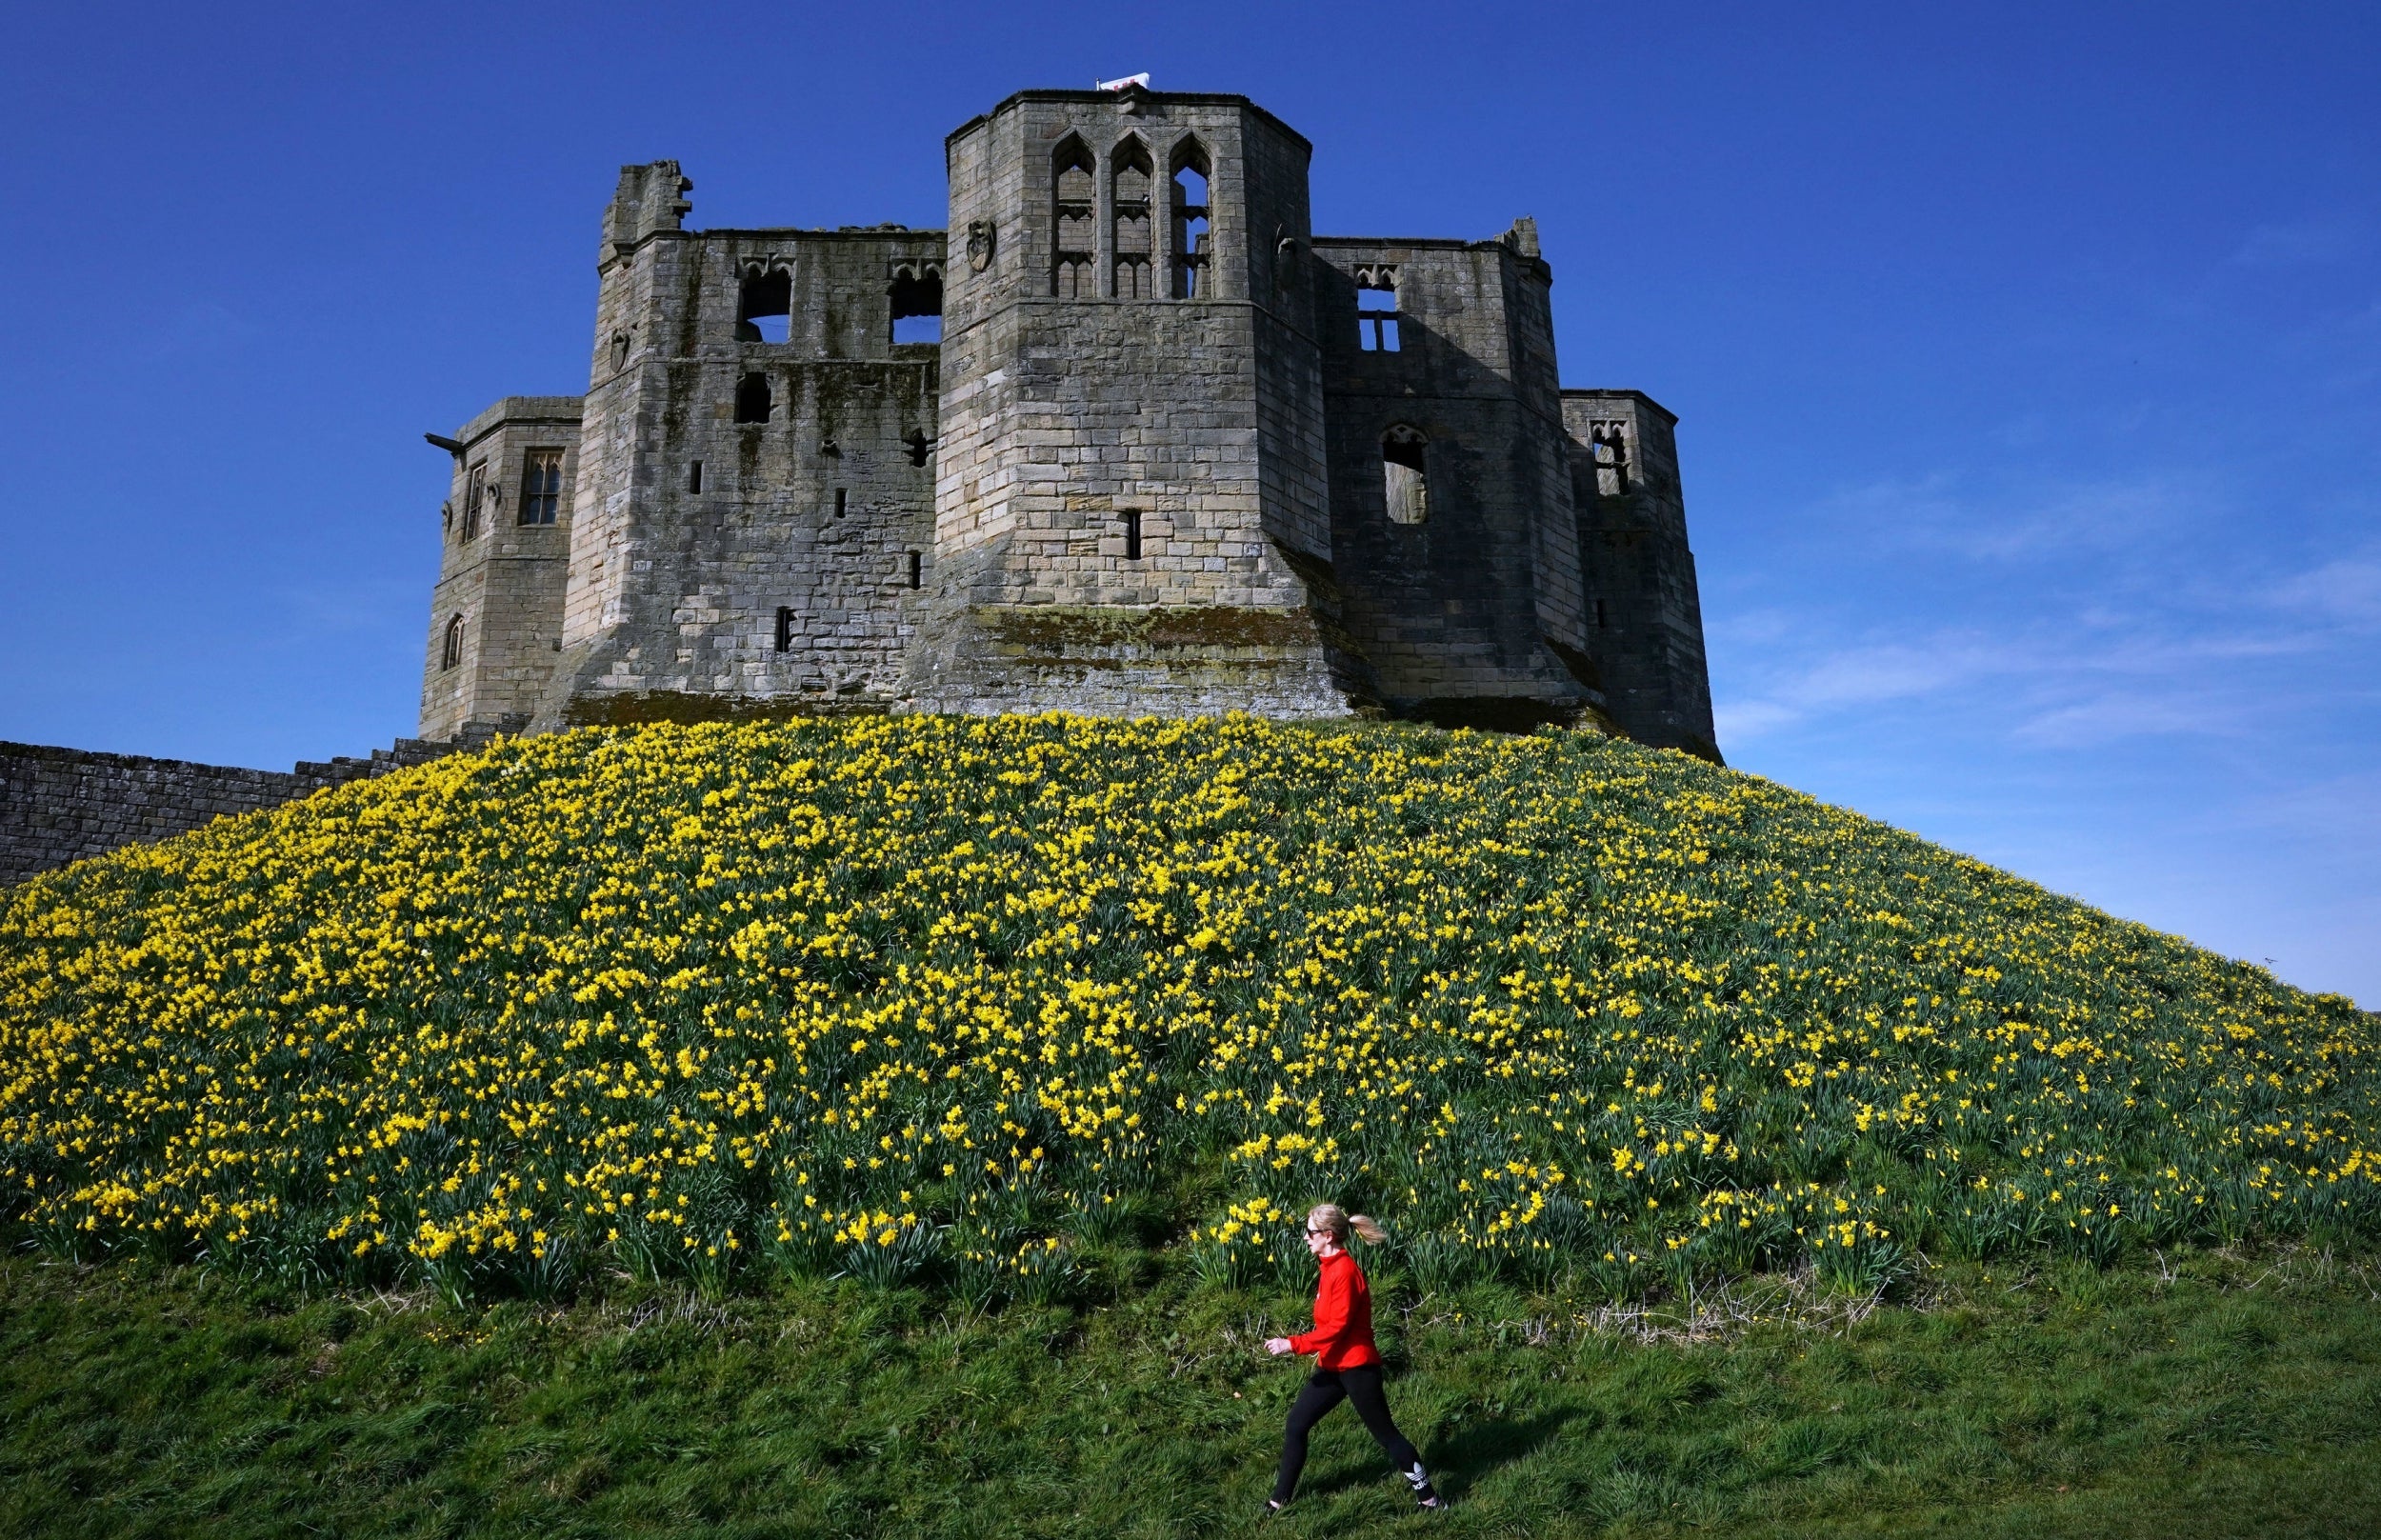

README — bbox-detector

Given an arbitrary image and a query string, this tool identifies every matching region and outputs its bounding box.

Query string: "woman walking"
[1263,1204,1442,1512]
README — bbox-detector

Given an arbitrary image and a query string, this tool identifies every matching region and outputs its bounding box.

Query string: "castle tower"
[530,162,943,729]
[905,88,1374,715]
[417,396,582,740]
[1563,390,1721,761]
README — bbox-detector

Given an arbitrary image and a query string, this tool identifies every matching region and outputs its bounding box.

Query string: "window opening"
[1594,598,1609,629]
[833,488,847,519]
[1120,508,1143,561]
[737,270,791,344]
[519,448,564,525]
[1111,140,1153,299]
[890,266,943,345]
[1357,270,1400,352]
[734,372,772,424]
[461,463,487,541]
[1590,422,1630,497]
[1052,138,1095,297]
[1170,149,1211,298]
[1382,425,1430,526]
[688,460,704,494]
[904,430,933,468]
[774,607,795,653]
[907,550,922,590]
[441,614,464,671]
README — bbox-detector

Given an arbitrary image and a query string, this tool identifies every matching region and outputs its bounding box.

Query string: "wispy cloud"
[1817,471,2211,563]
[2229,217,2366,269]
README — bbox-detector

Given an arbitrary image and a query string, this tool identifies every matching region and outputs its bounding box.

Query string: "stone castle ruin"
[3,85,1722,890]
[422,87,1719,758]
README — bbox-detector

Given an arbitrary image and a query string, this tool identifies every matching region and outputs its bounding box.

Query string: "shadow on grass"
[1298,1408,1582,1506]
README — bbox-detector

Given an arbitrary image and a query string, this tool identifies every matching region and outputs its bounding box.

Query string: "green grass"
[6,1246,2378,1538]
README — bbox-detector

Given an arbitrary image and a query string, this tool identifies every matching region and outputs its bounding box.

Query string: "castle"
[418,86,1720,759]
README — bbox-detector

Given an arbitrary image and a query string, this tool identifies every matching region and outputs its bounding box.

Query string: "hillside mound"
[2,715,2371,1301]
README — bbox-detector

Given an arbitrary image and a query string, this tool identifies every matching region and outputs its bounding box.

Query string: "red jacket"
[1289,1250,1381,1370]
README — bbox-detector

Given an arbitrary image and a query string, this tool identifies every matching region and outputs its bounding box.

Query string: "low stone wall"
[0,719,521,888]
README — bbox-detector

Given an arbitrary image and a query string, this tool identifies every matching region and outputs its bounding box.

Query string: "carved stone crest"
[966,219,996,273]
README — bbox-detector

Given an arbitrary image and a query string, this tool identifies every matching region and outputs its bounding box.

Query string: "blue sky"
[1,3,2374,1003]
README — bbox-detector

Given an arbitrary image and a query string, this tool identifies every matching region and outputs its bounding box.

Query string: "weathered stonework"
[412,86,1721,757]
[0,722,516,888]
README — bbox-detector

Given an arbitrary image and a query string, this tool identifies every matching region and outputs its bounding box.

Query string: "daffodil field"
[3,715,2373,1304]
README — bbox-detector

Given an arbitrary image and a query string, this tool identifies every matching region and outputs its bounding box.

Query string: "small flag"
[1096,72,1151,91]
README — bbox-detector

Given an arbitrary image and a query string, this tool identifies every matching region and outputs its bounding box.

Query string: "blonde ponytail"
[1306,1203,1390,1247]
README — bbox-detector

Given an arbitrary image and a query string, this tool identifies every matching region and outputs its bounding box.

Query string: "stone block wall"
[0,723,512,889]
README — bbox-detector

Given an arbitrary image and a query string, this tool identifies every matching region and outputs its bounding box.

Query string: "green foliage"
[4,1250,2379,1537]
[2,714,2374,1306]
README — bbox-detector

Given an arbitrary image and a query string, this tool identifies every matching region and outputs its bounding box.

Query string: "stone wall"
[0,723,513,889]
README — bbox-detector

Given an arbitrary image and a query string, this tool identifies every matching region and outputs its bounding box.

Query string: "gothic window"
[734,371,772,424]
[737,269,791,344]
[1357,268,1400,351]
[774,606,795,653]
[461,463,487,541]
[441,614,464,671]
[1589,422,1630,497]
[1170,145,1211,298]
[890,264,943,345]
[1111,139,1153,299]
[1383,425,1430,525]
[519,448,564,525]
[1052,138,1095,297]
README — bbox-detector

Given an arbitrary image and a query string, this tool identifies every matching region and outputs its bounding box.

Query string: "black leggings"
[1272,1364,1426,1504]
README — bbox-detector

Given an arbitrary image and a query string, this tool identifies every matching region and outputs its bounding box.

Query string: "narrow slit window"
[890,267,943,345]
[1382,425,1430,525]
[1357,275,1400,352]
[1595,598,1609,629]
[519,448,564,525]
[904,430,932,468]
[734,372,772,424]
[907,550,922,590]
[833,488,847,519]
[1052,138,1095,297]
[1170,148,1211,299]
[774,606,795,653]
[688,460,704,493]
[737,270,791,344]
[1120,509,1143,561]
[441,614,464,671]
[1111,139,1153,299]
[461,463,487,541]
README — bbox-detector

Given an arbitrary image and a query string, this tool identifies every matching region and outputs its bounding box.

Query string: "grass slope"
[5,1250,2379,1538]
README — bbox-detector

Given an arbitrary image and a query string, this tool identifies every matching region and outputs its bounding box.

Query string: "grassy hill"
[3,714,2377,1535]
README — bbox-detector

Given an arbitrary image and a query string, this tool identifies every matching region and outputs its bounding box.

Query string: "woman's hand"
[1265,1336,1293,1356]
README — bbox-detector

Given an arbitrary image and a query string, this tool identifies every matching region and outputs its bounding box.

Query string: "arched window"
[1589,421,1630,498]
[1383,425,1430,525]
[734,371,773,424]
[1051,138,1095,298]
[1170,143,1211,298]
[737,268,790,344]
[890,263,943,345]
[441,614,465,671]
[1110,138,1153,299]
